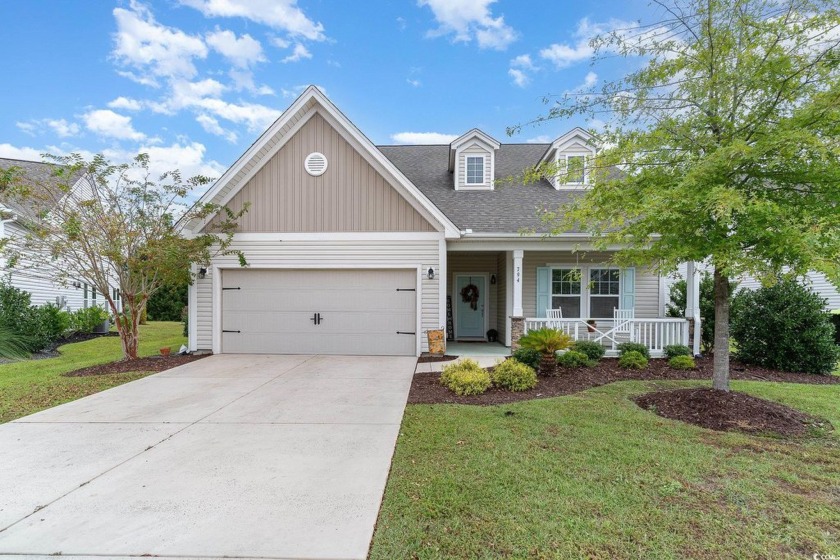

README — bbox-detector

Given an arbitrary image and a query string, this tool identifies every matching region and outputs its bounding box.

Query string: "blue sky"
[0,0,656,179]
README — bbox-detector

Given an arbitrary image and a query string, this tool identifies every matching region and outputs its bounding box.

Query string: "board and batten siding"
[205,112,436,233]
[457,143,493,188]
[522,251,660,318]
[193,238,442,353]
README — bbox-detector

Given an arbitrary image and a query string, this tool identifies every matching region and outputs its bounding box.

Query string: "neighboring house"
[184,86,697,357]
[0,158,120,312]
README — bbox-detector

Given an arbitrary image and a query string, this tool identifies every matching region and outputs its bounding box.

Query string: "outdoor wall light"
[427,267,435,280]
[198,267,207,279]
[490,274,497,285]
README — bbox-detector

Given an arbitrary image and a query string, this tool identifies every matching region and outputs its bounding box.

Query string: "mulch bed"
[417,354,460,363]
[635,388,829,437]
[408,355,840,406]
[63,353,209,377]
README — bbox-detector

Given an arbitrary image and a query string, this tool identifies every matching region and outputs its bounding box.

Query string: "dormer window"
[466,156,486,185]
[540,128,597,190]
[562,155,586,185]
[449,129,500,191]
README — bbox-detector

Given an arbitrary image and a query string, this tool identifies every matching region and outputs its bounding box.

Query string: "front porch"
[443,245,698,358]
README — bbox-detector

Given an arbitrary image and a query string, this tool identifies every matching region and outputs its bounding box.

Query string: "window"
[560,155,586,184]
[466,156,485,185]
[589,268,620,318]
[551,268,582,317]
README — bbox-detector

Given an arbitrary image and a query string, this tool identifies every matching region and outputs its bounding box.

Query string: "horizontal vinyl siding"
[194,237,442,353]
[458,144,492,188]
[522,251,660,318]
[207,112,435,233]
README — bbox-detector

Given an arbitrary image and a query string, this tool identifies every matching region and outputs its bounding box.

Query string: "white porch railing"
[523,317,690,357]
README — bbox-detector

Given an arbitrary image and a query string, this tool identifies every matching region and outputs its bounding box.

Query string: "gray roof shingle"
[378,143,585,234]
[0,158,83,219]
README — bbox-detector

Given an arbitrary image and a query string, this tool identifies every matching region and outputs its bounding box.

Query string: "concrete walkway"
[0,354,416,560]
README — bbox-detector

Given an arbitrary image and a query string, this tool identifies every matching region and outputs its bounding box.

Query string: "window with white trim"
[559,154,586,185]
[465,156,485,185]
[551,268,582,318]
[589,268,620,318]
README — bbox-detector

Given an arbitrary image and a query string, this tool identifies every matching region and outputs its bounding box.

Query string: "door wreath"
[460,282,480,310]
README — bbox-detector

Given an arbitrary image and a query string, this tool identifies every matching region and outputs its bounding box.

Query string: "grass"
[0,322,185,423]
[371,379,840,559]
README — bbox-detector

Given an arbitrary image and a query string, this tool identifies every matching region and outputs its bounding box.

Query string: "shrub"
[830,311,840,345]
[147,281,188,321]
[668,355,696,369]
[0,324,32,360]
[440,359,491,396]
[667,271,737,352]
[69,306,110,334]
[0,281,66,352]
[556,350,594,368]
[617,342,651,360]
[32,304,70,346]
[731,278,840,375]
[619,350,648,369]
[663,344,692,359]
[518,328,573,355]
[511,347,541,370]
[572,340,605,362]
[492,359,537,391]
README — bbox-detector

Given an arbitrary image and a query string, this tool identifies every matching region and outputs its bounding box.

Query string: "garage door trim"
[211,264,423,356]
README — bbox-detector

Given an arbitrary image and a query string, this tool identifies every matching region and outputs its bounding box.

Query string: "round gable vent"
[304,152,328,176]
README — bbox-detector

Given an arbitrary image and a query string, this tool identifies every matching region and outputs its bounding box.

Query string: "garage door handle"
[396,331,415,335]
[396,288,416,292]
[223,330,240,333]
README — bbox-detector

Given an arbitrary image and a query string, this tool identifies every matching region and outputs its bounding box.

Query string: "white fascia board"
[540,127,597,165]
[450,128,501,150]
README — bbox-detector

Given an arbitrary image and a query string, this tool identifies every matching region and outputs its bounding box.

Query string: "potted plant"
[586,319,597,333]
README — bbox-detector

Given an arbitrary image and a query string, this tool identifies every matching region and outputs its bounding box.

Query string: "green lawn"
[371,379,840,559]
[0,322,186,423]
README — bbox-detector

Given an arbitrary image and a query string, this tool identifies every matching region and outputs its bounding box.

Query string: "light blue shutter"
[621,268,635,310]
[536,267,551,318]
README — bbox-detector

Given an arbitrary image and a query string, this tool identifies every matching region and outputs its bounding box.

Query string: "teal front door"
[455,275,486,339]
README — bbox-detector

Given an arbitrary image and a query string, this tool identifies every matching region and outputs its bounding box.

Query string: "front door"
[455,275,486,339]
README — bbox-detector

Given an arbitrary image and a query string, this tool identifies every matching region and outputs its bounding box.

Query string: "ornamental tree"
[513,0,840,390]
[0,153,246,360]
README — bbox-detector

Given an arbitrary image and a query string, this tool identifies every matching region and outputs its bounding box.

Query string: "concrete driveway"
[0,354,416,560]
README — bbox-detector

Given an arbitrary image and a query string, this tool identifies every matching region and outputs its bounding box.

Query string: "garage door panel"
[221,269,417,356]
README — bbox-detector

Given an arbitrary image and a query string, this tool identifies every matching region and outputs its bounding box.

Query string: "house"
[0,158,119,312]
[184,86,698,357]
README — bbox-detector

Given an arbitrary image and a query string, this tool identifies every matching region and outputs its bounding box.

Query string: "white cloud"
[419,0,517,50]
[280,84,326,99]
[396,16,407,31]
[107,96,143,111]
[112,1,208,81]
[540,18,639,68]
[228,69,275,94]
[0,144,47,161]
[179,0,326,41]
[407,78,421,87]
[270,36,290,49]
[83,109,146,141]
[46,119,81,138]
[581,71,598,89]
[196,114,238,143]
[526,135,552,143]
[206,28,265,67]
[511,54,535,69]
[16,122,37,136]
[508,68,529,88]
[390,132,458,144]
[282,43,312,63]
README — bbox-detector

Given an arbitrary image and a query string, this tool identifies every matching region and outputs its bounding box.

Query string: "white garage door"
[221,269,417,355]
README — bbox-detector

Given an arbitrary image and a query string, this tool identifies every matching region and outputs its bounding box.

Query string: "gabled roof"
[185,86,460,238]
[379,143,589,234]
[539,127,597,164]
[448,129,501,171]
[0,158,86,220]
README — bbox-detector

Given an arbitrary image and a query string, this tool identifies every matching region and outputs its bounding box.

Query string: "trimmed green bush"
[618,350,648,369]
[511,347,541,370]
[440,359,491,396]
[731,278,840,375]
[617,342,651,360]
[668,355,695,369]
[572,340,605,361]
[556,350,594,368]
[69,306,110,334]
[492,359,537,391]
[663,344,692,359]
[0,281,68,352]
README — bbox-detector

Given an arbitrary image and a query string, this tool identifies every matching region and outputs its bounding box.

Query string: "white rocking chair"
[546,308,563,329]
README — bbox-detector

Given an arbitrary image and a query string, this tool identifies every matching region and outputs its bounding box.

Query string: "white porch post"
[505,251,514,347]
[512,249,524,317]
[685,261,702,356]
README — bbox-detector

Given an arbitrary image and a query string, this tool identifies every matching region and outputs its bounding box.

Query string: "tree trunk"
[116,298,142,360]
[712,268,730,391]
[540,352,556,377]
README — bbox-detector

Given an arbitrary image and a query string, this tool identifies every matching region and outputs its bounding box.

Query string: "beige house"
[184,86,700,358]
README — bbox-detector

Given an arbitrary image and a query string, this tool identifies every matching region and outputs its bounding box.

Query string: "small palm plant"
[0,324,31,361]
[517,327,573,376]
